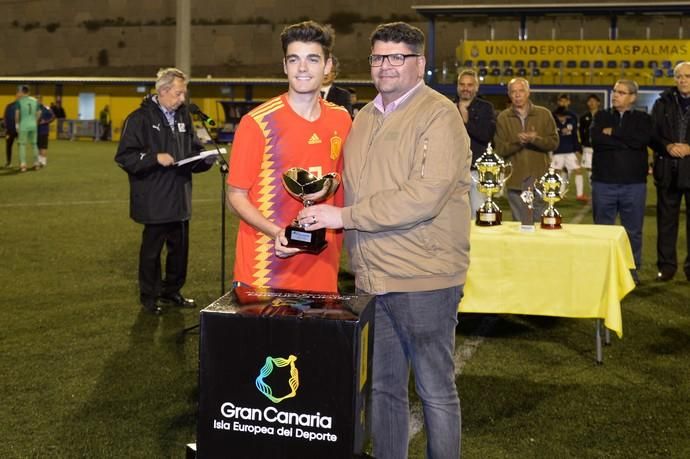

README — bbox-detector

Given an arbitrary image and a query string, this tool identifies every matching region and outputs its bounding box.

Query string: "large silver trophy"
[534,167,569,229]
[281,167,340,253]
[472,143,512,226]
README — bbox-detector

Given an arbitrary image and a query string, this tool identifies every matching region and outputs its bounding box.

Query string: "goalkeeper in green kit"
[15,85,40,172]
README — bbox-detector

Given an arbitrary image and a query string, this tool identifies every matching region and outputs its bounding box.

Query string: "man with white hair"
[115,67,215,314]
[651,62,690,282]
[494,77,559,222]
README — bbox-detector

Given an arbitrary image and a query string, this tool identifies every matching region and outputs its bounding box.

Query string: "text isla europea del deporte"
[213,402,338,442]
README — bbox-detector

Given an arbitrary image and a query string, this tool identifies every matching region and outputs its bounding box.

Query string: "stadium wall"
[2,2,690,78]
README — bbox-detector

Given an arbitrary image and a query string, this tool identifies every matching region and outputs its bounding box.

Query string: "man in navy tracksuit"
[4,91,19,167]
[115,68,214,314]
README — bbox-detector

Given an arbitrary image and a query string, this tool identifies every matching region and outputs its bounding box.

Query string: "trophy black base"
[476,208,502,226]
[285,225,328,253]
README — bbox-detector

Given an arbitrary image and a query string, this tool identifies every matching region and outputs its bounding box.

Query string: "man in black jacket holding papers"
[115,67,214,314]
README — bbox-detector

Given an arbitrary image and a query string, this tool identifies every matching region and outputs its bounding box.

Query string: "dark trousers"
[592,181,646,269]
[656,184,690,276]
[507,189,546,223]
[6,130,17,164]
[139,221,189,302]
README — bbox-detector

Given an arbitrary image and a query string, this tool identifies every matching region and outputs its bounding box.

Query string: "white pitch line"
[409,199,592,441]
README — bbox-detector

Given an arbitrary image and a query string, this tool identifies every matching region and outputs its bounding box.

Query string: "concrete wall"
[2,1,688,78]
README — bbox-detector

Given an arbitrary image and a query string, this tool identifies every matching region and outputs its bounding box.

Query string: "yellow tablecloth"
[460,222,636,338]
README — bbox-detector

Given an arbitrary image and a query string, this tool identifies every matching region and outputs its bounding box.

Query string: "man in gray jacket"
[296,22,471,459]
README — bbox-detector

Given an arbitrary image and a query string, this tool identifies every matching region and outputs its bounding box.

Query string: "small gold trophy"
[534,167,569,229]
[281,167,340,253]
[472,143,512,226]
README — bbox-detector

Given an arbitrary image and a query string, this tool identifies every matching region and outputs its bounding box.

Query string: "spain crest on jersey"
[330,132,342,160]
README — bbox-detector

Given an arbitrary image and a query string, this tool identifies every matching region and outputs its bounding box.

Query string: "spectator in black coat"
[590,79,653,284]
[321,55,353,117]
[3,89,20,167]
[115,67,214,314]
[456,69,496,214]
[650,61,690,282]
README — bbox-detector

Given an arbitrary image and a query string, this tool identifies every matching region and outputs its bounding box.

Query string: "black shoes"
[141,298,163,315]
[159,292,196,308]
[139,292,195,314]
[656,271,675,282]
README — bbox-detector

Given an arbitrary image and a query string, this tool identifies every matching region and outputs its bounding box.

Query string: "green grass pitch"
[0,140,688,458]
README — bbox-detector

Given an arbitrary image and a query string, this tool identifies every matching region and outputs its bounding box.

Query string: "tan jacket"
[494,103,559,190]
[341,84,471,294]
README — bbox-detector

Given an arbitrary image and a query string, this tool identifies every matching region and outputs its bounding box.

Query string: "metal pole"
[175,0,191,76]
[595,319,603,364]
[426,16,436,84]
[519,15,527,40]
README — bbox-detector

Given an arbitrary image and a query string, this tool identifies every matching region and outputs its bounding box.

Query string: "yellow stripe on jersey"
[248,99,284,287]
[249,96,283,120]
[323,100,350,113]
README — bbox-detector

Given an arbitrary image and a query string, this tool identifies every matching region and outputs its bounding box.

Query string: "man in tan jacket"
[494,77,559,222]
[294,22,471,459]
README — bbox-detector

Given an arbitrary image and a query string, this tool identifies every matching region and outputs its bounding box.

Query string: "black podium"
[196,285,375,458]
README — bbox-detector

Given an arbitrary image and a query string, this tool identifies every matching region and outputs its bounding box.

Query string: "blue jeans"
[372,286,463,459]
[591,181,646,269]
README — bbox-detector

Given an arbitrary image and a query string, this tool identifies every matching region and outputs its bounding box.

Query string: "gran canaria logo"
[255,355,299,403]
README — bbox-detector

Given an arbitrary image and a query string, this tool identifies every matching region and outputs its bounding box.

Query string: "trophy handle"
[502,163,513,184]
[557,172,569,197]
[533,178,544,199]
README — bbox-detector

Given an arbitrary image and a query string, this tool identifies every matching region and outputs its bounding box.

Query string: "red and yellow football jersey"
[228,94,351,293]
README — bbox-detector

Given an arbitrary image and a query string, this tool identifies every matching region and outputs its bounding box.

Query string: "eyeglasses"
[368,53,420,67]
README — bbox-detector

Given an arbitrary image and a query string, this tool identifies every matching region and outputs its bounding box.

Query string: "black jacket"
[4,101,17,134]
[461,97,496,163]
[325,85,353,117]
[650,87,690,189]
[579,110,599,148]
[590,108,652,184]
[115,95,211,224]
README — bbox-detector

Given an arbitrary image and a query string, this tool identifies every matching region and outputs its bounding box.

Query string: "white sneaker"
[39,156,47,166]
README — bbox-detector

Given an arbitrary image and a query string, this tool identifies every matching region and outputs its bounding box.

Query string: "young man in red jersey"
[226,21,352,293]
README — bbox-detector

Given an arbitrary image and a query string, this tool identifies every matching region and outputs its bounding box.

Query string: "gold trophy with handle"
[472,143,512,226]
[534,167,569,229]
